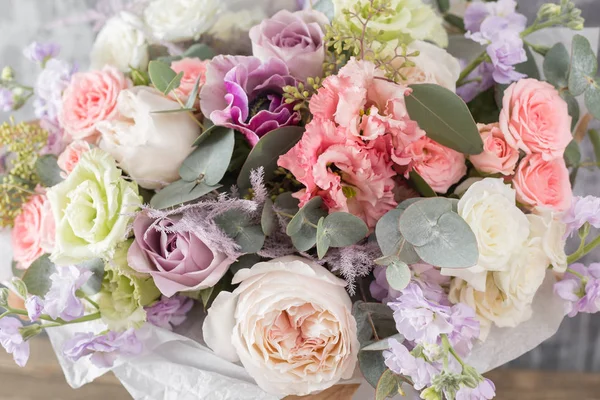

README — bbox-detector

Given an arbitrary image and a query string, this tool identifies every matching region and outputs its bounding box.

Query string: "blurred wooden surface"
[1,337,600,400]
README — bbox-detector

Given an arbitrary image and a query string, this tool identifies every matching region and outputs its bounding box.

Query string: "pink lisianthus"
[513,153,572,212]
[12,193,55,270]
[470,122,519,176]
[399,136,467,194]
[170,57,207,102]
[499,78,571,161]
[57,140,91,178]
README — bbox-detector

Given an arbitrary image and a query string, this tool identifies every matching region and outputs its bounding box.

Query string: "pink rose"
[59,66,130,142]
[470,123,519,176]
[499,78,571,161]
[513,153,572,212]
[170,57,207,102]
[57,140,91,178]
[249,9,328,82]
[12,194,55,270]
[400,136,467,194]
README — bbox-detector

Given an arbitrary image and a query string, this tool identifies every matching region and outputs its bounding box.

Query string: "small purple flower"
[63,329,143,368]
[200,55,301,146]
[370,264,450,304]
[0,317,30,367]
[465,0,526,35]
[23,42,60,64]
[464,1,490,33]
[384,338,440,390]
[456,378,496,400]
[563,196,600,237]
[554,263,600,317]
[457,62,495,103]
[447,303,480,357]
[486,33,527,84]
[145,295,194,331]
[25,296,44,322]
[0,88,14,112]
[34,58,76,121]
[44,265,92,322]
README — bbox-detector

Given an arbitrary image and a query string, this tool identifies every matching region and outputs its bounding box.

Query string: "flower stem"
[521,20,560,38]
[442,334,466,369]
[457,51,488,87]
[567,234,600,264]
[566,267,587,281]
[172,92,205,131]
[4,308,101,326]
[85,296,99,310]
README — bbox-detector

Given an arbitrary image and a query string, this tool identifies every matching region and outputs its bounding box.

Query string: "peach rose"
[170,57,207,102]
[12,194,55,270]
[470,123,519,176]
[57,140,91,178]
[499,78,571,161]
[400,136,467,194]
[59,66,130,142]
[513,153,572,212]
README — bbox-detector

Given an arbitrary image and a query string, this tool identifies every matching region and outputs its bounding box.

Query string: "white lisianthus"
[91,12,149,72]
[97,86,201,190]
[143,0,222,42]
[442,178,530,291]
[202,256,359,397]
[527,210,568,273]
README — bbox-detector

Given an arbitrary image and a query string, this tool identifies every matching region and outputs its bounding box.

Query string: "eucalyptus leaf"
[409,170,437,197]
[179,127,235,185]
[561,90,580,131]
[214,210,265,253]
[151,107,196,114]
[148,60,178,94]
[569,34,598,96]
[79,258,105,295]
[444,14,465,32]
[313,0,334,20]
[376,369,404,400]
[185,74,203,109]
[564,140,581,167]
[386,261,411,291]
[182,43,216,60]
[22,255,56,297]
[399,198,453,247]
[316,217,330,260]
[291,225,319,252]
[150,179,221,209]
[362,334,403,352]
[229,254,262,276]
[436,0,449,13]
[237,126,304,193]
[584,80,600,120]
[589,129,600,163]
[35,154,64,187]
[359,351,387,389]
[516,44,540,80]
[199,286,214,308]
[405,84,483,155]
[192,123,219,146]
[544,43,570,88]
[274,192,299,215]
[286,196,323,236]
[164,71,184,95]
[375,209,421,264]
[261,198,276,237]
[322,212,368,247]
[397,198,424,211]
[286,197,326,252]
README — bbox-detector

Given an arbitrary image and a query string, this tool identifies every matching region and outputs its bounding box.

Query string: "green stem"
[172,92,205,131]
[457,51,488,87]
[567,234,600,264]
[0,311,11,319]
[4,308,101,325]
[85,297,99,310]
[521,20,561,38]
[566,267,587,281]
[442,334,466,369]
[275,210,296,219]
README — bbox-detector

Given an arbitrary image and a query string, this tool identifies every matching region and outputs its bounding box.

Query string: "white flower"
[209,8,267,43]
[202,256,359,397]
[527,210,568,273]
[143,0,222,42]
[442,178,530,291]
[91,12,149,72]
[97,86,201,190]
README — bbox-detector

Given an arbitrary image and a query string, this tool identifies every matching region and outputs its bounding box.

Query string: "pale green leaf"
[362,334,403,351]
[359,351,387,389]
[214,210,265,253]
[569,34,597,96]
[313,0,334,20]
[179,127,235,185]
[150,179,221,209]
[386,261,411,291]
[376,369,404,400]
[544,43,570,88]
[151,107,196,114]
[436,0,450,13]
[322,212,368,247]
[589,129,600,163]
[564,140,581,167]
[585,80,600,120]
[261,198,276,237]
[560,90,580,131]
[79,258,105,295]
[164,71,183,95]
[185,74,203,109]
[22,255,56,297]
[35,154,64,187]
[316,217,330,260]
[409,170,437,197]
[148,60,177,94]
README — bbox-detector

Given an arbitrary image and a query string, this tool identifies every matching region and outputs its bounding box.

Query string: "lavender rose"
[200,55,301,146]
[127,213,235,297]
[249,10,328,82]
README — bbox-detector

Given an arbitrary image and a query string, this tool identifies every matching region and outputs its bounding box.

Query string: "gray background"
[1,0,599,372]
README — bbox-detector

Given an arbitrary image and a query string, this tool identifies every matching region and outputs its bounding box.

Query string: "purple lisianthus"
[0,88,14,112]
[200,55,301,146]
[23,42,60,64]
[384,338,440,390]
[44,265,92,322]
[554,263,600,317]
[456,378,496,400]
[0,317,30,367]
[25,296,44,322]
[63,329,143,368]
[128,213,235,297]
[563,196,600,237]
[249,9,328,82]
[145,295,194,331]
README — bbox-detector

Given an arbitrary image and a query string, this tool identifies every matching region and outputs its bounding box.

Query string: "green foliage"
[585,80,600,120]
[361,333,403,351]
[79,258,105,296]
[261,197,276,237]
[157,43,216,64]
[185,74,203,109]
[282,77,322,121]
[518,45,541,80]
[315,212,368,259]
[569,35,597,96]
[179,127,235,185]
[286,196,327,252]
[35,154,64,188]
[214,209,265,253]
[21,255,56,297]
[376,369,405,400]
[359,350,387,389]
[375,208,421,265]
[564,139,581,168]
[589,129,600,163]
[409,170,437,197]
[544,43,570,88]
[150,180,221,209]
[436,0,450,13]
[444,14,465,32]
[148,60,182,95]
[385,260,411,291]
[313,0,334,20]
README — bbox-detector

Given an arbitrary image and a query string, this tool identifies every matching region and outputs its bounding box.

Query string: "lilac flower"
[554,263,600,317]
[145,295,194,331]
[23,42,60,64]
[0,88,14,112]
[384,338,440,390]
[370,264,450,304]
[33,58,76,121]
[456,62,495,103]
[63,329,143,368]
[456,379,496,400]
[370,266,401,303]
[464,1,490,33]
[447,303,480,357]
[464,0,526,34]
[486,33,527,84]
[44,265,92,322]
[563,196,600,237]
[0,317,30,367]
[25,296,44,322]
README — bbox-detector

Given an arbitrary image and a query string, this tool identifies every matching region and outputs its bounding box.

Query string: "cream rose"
[527,210,568,273]
[97,86,201,190]
[396,40,461,91]
[202,256,359,397]
[90,12,149,72]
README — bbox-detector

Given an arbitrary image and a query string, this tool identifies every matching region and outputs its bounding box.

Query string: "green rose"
[99,240,160,331]
[48,148,142,265]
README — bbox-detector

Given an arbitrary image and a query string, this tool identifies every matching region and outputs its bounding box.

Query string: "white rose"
[442,178,529,291]
[97,87,200,190]
[209,9,267,43]
[527,210,568,273]
[143,0,222,42]
[91,12,149,72]
[396,40,461,91]
[202,256,359,397]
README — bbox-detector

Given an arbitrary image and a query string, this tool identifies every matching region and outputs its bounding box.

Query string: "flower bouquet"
[0,0,599,399]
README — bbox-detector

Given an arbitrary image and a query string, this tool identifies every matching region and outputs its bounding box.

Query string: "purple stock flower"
[25,296,44,322]
[200,55,301,146]
[145,295,194,331]
[464,0,526,34]
[384,338,440,390]
[456,378,496,400]
[563,196,600,237]
[23,42,60,64]
[63,329,143,368]
[0,317,30,367]
[0,88,14,112]
[456,62,495,103]
[44,265,92,322]
[447,303,480,357]
[554,263,600,317]
[486,33,527,84]
[370,264,450,304]
[34,58,76,121]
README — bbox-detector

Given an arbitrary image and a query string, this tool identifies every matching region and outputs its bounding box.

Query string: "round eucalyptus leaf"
[376,369,404,400]
[385,261,411,291]
[375,209,403,256]
[35,154,64,188]
[274,192,299,215]
[544,43,570,88]
[291,224,318,252]
[316,217,330,259]
[22,255,56,297]
[261,198,276,236]
[359,351,387,389]
[179,127,235,185]
[398,198,454,247]
[214,209,265,253]
[585,80,600,120]
[285,196,323,237]
[322,212,368,247]
[569,34,598,96]
[396,197,424,212]
[150,180,221,210]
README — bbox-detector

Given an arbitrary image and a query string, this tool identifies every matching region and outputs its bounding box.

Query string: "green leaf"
[437,0,450,13]
[148,60,179,94]
[316,216,330,259]
[313,0,334,20]
[375,209,421,264]
[376,369,404,400]
[353,301,395,347]
[321,212,369,247]
[386,261,411,291]
[164,71,183,95]
[409,170,437,197]
[286,197,326,252]
[261,197,276,237]
[359,351,387,389]
[35,154,64,187]
[229,254,262,276]
[214,210,265,253]
[151,107,196,114]
[544,43,570,88]
[192,122,218,146]
[286,196,323,236]
[274,192,299,215]
[569,34,597,96]
[237,126,305,193]
[584,79,600,120]
[560,90,580,131]
[469,86,501,124]
[406,84,483,155]
[362,334,403,351]
[22,255,56,297]
[199,286,214,308]
[185,74,203,110]
[79,258,105,295]
[182,43,215,60]
[444,14,465,32]
[516,44,540,80]
[179,127,235,185]
[564,140,581,167]
[589,129,600,163]
[150,180,221,209]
